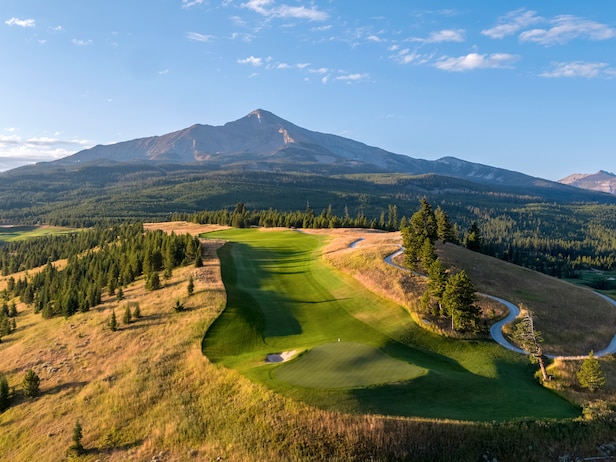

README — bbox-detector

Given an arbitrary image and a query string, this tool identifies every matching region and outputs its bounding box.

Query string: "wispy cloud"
[238,55,265,66]
[182,0,205,8]
[391,48,433,65]
[435,52,519,72]
[482,9,542,39]
[276,62,310,70]
[5,17,36,28]
[72,38,93,46]
[520,15,616,46]
[335,73,369,83]
[186,32,214,42]
[412,29,465,43]
[540,61,614,78]
[241,0,328,21]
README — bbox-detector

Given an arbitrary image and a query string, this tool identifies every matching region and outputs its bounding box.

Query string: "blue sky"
[1,1,615,180]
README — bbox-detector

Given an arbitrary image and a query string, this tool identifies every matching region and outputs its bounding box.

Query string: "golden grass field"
[1,222,616,460]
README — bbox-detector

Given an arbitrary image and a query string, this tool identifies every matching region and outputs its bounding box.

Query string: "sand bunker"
[266,350,298,363]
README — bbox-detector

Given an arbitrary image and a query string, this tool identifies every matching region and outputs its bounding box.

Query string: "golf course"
[202,228,578,421]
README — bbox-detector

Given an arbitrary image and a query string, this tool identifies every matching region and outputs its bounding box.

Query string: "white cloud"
[482,9,542,39]
[238,55,263,66]
[435,52,519,72]
[309,67,329,74]
[72,38,93,46]
[276,5,327,21]
[241,0,328,21]
[392,48,433,65]
[311,25,332,32]
[520,15,616,46]
[5,17,35,28]
[367,35,385,43]
[182,0,205,8]
[276,62,310,70]
[186,32,214,42]
[540,61,612,78]
[335,73,369,83]
[0,135,21,145]
[412,29,465,43]
[0,135,93,171]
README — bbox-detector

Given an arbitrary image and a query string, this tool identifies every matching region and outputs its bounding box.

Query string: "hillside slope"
[0,225,615,460]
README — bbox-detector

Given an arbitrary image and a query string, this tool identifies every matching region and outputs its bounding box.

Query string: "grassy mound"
[275,342,426,388]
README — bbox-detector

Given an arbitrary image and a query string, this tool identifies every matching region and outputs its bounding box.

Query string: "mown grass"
[0,225,80,243]
[275,342,426,388]
[203,228,578,422]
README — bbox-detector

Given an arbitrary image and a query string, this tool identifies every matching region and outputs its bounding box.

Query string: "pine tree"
[402,198,438,271]
[442,270,480,332]
[427,258,447,316]
[69,420,84,455]
[465,222,482,251]
[577,351,605,392]
[22,369,40,398]
[0,374,10,412]
[435,206,457,243]
[122,305,132,325]
[187,275,194,296]
[132,302,141,319]
[109,310,118,331]
[146,272,161,291]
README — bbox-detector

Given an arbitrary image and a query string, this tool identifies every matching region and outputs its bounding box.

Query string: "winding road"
[358,240,616,359]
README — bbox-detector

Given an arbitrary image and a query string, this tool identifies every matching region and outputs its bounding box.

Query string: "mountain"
[2,108,615,226]
[55,109,572,193]
[559,170,616,195]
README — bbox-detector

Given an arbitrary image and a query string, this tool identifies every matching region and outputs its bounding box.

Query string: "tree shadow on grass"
[346,353,579,421]
[45,381,89,396]
[80,439,144,457]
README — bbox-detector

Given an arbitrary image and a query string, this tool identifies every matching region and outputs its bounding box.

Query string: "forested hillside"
[1,162,616,284]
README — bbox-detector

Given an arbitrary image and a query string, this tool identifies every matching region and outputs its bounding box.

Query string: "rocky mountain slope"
[54,109,568,192]
[559,170,616,194]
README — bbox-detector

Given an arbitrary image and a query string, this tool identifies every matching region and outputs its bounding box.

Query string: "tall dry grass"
[438,242,616,355]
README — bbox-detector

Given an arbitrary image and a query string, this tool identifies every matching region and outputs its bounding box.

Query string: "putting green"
[275,342,426,388]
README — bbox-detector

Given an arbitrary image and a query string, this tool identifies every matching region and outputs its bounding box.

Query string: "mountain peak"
[559,170,616,195]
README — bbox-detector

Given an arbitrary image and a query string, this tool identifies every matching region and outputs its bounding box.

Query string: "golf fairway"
[202,229,578,421]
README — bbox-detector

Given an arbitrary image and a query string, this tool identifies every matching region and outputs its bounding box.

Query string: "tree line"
[402,198,481,333]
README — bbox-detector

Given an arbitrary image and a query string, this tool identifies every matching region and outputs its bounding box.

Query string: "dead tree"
[513,307,549,382]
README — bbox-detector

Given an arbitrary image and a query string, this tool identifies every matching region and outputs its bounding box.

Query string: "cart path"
[377,245,616,359]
